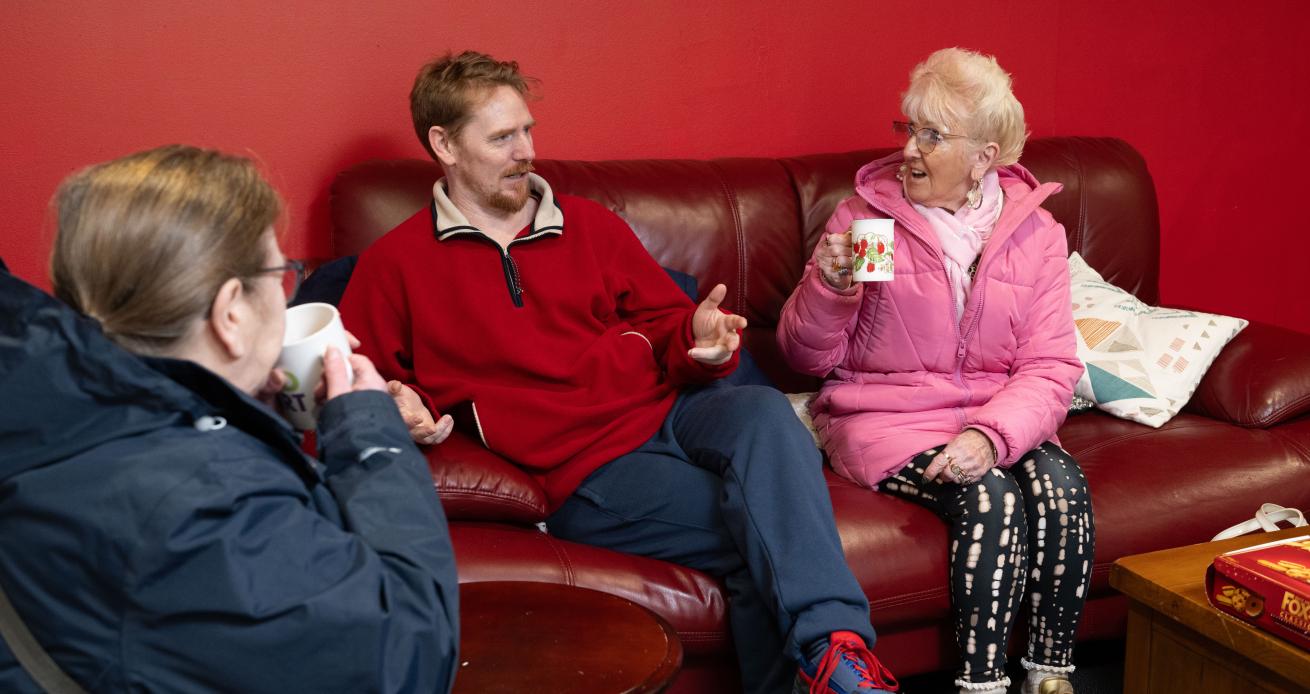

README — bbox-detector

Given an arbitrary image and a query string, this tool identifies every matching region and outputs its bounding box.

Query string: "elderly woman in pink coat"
[778,48,1092,694]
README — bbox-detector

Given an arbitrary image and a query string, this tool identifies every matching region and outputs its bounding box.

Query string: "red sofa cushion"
[425,433,548,523]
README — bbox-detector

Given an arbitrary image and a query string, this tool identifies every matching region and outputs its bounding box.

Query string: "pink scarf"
[911,170,1004,324]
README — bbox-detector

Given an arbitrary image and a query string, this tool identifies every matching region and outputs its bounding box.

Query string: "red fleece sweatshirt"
[340,179,737,510]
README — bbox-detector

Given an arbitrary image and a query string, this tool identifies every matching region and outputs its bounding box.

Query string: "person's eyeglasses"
[252,260,307,302]
[892,121,970,155]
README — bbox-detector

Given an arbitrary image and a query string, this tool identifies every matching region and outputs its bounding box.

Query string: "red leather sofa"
[329,137,1310,691]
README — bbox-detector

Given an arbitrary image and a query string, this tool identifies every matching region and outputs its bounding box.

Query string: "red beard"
[487,163,535,213]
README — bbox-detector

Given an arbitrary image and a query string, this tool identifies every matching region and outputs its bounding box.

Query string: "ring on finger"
[948,461,967,480]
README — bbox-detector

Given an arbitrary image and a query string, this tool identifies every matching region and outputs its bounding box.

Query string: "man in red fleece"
[340,51,898,694]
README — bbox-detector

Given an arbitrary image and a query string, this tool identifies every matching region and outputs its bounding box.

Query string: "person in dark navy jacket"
[0,146,459,693]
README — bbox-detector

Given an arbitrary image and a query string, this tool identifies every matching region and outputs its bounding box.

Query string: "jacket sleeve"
[126,392,459,694]
[966,220,1083,467]
[600,208,739,385]
[776,202,866,377]
[340,248,439,416]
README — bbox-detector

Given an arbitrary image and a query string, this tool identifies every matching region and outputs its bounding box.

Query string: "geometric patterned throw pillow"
[1068,252,1248,427]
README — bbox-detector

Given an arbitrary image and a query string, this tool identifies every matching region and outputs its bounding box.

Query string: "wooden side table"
[1110,527,1310,693]
[453,581,683,694]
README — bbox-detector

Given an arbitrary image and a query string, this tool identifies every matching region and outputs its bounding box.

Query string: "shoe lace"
[808,631,899,693]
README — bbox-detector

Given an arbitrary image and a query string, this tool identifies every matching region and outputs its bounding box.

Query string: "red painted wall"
[2,1,1306,334]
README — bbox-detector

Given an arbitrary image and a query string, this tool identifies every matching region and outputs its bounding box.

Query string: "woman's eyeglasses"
[892,121,971,155]
[252,260,307,302]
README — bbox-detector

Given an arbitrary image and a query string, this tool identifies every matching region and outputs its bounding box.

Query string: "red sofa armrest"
[1184,320,1310,428]
[424,432,549,524]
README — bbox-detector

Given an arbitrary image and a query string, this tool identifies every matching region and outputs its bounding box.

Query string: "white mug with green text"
[276,302,352,430]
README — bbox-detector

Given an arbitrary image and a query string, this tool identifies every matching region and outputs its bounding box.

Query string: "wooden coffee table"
[453,581,683,694]
[1111,527,1310,693]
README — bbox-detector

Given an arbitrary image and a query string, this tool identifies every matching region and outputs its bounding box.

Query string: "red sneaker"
[794,631,898,694]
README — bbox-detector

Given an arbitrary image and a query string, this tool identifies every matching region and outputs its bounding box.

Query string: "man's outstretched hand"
[387,381,453,446]
[688,283,748,366]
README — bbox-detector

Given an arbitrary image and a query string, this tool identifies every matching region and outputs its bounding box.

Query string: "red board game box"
[1206,533,1310,651]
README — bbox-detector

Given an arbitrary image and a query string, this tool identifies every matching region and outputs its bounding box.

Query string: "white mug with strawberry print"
[851,218,894,282]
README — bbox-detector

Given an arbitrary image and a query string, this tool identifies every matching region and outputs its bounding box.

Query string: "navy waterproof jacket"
[0,270,459,692]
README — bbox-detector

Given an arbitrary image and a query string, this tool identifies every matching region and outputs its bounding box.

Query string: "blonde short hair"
[51,145,280,355]
[900,48,1027,166]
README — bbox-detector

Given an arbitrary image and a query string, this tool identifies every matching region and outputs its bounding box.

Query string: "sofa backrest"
[330,137,1160,391]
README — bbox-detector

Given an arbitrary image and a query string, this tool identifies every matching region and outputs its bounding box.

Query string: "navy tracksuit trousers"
[547,383,874,694]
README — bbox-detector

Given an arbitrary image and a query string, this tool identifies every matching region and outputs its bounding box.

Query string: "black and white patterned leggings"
[877,442,1095,689]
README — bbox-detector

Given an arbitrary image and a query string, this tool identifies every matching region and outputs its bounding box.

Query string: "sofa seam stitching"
[1254,392,1310,428]
[777,158,807,268]
[708,161,746,311]
[1075,148,1087,254]
[434,486,546,514]
[438,486,539,501]
[868,584,952,612]
[541,533,577,586]
[1066,418,1214,456]
[1270,422,1310,461]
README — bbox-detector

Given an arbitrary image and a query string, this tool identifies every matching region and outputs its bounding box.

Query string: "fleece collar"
[431,172,565,242]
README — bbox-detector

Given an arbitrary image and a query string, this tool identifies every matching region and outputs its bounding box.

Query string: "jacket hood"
[853,151,1061,238]
[0,270,301,482]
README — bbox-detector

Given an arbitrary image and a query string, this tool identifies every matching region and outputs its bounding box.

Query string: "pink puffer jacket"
[777,152,1082,488]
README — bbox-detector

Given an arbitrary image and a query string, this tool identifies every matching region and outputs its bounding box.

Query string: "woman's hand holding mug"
[817,230,855,291]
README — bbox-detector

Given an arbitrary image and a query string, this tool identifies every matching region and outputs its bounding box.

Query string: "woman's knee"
[953,470,1027,527]
[1016,443,1088,499]
[1014,445,1094,554]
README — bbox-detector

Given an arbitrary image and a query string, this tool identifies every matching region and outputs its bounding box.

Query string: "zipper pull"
[957,340,967,360]
[505,252,525,307]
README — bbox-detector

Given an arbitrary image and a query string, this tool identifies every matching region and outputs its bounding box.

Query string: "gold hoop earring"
[966,178,983,209]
